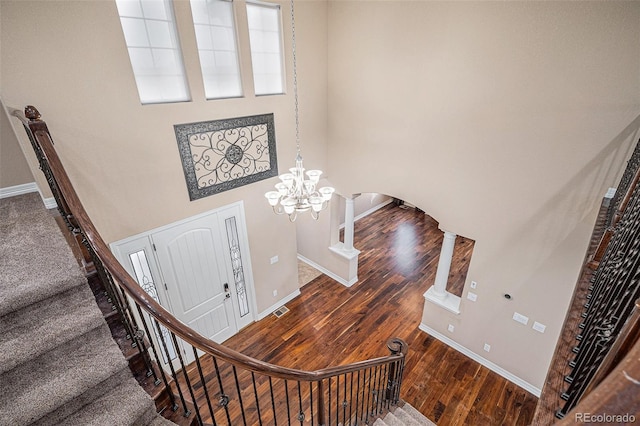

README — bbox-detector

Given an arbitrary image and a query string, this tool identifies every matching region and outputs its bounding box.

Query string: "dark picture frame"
[174,113,278,201]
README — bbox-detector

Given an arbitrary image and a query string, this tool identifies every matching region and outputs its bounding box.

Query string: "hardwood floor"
[215,203,537,425]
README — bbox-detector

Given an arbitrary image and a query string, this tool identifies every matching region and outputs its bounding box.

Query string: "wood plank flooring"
[214,203,537,425]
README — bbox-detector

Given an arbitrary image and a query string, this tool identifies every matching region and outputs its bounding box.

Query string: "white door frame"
[110,201,258,365]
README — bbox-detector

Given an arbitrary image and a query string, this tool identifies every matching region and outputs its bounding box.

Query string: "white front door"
[110,202,255,367]
[152,215,237,347]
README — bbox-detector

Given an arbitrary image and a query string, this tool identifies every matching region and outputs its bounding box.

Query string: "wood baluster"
[171,334,202,425]
[284,380,291,425]
[135,304,167,388]
[308,381,314,426]
[232,366,247,426]
[153,320,184,414]
[269,377,278,426]
[212,356,232,425]
[193,348,218,426]
[316,380,325,426]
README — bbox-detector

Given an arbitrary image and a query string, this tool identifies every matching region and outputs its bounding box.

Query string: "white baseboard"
[0,182,38,199]
[43,197,57,209]
[256,289,301,321]
[0,183,57,209]
[354,198,394,223]
[297,254,358,287]
[418,323,542,397]
[339,198,394,230]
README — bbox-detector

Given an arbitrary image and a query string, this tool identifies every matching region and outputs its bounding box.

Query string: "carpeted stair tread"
[59,377,161,426]
[31,368,136,426]
[0,324,129,425]
[372,403,436,426]
[149,415,178,426]
[2,190,163,424]
[0,194,86,317]
[402,403,434,425]
[0,283,104,374]
[394,407,424,426]
[382,412,404,426]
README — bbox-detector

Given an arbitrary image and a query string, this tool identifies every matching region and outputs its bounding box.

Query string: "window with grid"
[115,0,190,104]
[246,1,285,96]
[190,0,243,99]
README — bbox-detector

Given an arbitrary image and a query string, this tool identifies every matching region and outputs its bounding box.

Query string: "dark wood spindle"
[193,347,217,426]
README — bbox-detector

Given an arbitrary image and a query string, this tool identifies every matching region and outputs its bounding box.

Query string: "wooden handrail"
[12,105,407,383]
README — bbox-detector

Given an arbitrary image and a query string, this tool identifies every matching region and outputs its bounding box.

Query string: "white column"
[328,195,361,287]
[344,198,356,252]
[431,230,457,298]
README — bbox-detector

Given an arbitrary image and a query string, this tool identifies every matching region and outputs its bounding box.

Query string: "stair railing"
[13,105,408,426]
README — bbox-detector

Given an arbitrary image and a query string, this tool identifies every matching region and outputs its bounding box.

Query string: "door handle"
[224,283,231,299]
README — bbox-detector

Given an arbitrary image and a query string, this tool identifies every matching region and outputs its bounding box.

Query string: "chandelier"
[264,0,334,222]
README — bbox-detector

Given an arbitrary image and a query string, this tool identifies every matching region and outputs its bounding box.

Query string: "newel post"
[385,338,408,402]
[16,106,95,274]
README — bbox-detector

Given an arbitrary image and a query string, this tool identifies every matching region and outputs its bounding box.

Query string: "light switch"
[512,312,529,325]
[533,321,546,333]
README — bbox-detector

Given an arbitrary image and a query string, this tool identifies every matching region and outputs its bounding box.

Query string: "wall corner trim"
[418,322,542,397]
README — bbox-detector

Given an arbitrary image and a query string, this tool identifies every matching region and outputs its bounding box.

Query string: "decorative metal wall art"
[175,114,278,201]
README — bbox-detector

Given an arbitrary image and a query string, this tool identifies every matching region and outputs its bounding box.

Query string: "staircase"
[0,193,172,425]
[373,404,435,426]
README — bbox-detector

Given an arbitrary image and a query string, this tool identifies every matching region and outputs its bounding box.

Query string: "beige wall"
[327,1,640,389]
[3,0,640,392]
[0,0,329,315]
[0,98,35,189]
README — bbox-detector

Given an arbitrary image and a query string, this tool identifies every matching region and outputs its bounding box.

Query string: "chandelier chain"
[290,0,300,155]
[264,0,335,221]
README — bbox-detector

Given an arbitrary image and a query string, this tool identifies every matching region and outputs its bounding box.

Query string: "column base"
[329,242,360,260]
[424,286,461,315]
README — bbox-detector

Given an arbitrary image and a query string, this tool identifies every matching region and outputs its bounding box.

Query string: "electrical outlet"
[448,324,455,333]
[483,343,491,352]
[470,281,477,289]
[533,321,546,333]
[513,312,529,325]
[467,291,478,302]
